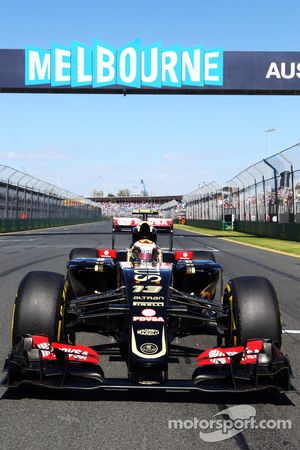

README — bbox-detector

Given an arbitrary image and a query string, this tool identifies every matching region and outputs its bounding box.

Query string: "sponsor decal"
[133,301,164,306]
[207,349,227,365]
[25,41,224,88]
[114,217,140,226]
[133,316,164,322]
[197,340,263,366]
[131,327,166,359]
[32,336,100,363]
[137,329,160,336]
[141,308,156,317]
[140,343,158,355]
[97,248,117,258]
[133,295,164,301]
[134,268,161,283]
[149,218,172,227]
[175,250,193,260]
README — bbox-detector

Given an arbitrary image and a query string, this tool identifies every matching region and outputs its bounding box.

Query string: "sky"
[0,0,300,197]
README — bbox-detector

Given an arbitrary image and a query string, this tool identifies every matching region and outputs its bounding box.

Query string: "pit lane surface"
[0,221,299,450]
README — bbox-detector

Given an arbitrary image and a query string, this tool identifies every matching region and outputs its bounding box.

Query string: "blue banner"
[0,45,300,94]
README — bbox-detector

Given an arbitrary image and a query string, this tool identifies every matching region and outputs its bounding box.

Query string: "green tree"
[117,188,130,197]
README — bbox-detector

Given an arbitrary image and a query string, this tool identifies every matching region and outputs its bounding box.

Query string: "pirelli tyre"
[69,247,98,260]
[224,276,282,348]
[11,271,65,346]
[192,250,216,262]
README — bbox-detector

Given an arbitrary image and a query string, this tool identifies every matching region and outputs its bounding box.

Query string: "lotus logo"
[140,343,158,355]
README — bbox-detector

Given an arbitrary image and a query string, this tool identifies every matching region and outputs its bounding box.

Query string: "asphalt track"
[0,221,299,450]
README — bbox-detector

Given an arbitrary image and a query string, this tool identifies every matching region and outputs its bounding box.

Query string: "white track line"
[283,330,300,334]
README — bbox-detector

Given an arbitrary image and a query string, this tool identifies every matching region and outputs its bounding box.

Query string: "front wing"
[2,336,292,394]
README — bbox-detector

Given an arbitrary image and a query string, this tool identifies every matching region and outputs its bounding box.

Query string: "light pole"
[264,128,277,156]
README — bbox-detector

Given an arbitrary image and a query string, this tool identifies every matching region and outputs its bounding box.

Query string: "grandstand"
[89,195,183,217]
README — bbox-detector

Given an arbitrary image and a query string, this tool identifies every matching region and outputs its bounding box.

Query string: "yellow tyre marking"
[57,320,62,341]
[57,305,64,341]
[227,292,237,344]
[10,303,16,343]
[62,282,69,303]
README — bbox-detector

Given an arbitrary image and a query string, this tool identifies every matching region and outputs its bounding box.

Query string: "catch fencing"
[182,144,300,224]
[0,165,102,223]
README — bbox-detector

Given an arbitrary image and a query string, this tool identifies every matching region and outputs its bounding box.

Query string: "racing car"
[112,209,174,249]
[2,220,292,394]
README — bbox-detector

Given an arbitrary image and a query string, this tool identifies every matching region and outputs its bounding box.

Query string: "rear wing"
[131,209,159,220]
[112,217,140,232]
[112,217,173,233]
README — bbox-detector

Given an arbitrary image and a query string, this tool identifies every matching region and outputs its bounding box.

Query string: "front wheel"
[11,271,65,346]
[69,247,98,260]
[192,250,216,262]
[224,276,282,348]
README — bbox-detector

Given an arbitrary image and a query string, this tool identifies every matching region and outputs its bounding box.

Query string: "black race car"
[2,221,292,394]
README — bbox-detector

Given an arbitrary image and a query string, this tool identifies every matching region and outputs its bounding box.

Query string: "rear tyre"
[192,250,216,262]
[224,276,282,348]
[69,247,98,260]
[12,271,65,346]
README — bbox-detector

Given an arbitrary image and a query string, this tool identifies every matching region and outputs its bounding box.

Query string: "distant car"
[3,219,291,395]
[112,209,173,249]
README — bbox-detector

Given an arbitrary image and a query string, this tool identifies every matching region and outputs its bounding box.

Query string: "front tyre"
[192,250,216,262]
[11,271,65,346]
[69,247,98,260]
[224,276,282,348]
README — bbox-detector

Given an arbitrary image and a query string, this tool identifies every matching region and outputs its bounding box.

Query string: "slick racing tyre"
[11,271,65,346]
[192,250,216,262]
[69,247,98,260]
[224,276,282,348]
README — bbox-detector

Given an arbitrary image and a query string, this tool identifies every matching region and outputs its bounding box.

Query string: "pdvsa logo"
[25,40,224,88]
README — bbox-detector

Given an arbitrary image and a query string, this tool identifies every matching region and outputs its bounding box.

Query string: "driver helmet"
[132,222,158,244]
[130,239,161,263]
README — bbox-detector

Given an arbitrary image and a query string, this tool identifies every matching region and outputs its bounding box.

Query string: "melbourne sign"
[0,41,300,94]
[25,41,223,88]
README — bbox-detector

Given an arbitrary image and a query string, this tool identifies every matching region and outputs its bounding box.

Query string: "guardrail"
[0,217,104,233]
[234,220,300,241]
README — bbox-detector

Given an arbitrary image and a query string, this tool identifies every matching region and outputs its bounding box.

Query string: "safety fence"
[0,165,102,231]
[182,144,300,224]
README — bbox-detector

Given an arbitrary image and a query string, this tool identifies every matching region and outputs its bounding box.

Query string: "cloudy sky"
[0,1,300,196]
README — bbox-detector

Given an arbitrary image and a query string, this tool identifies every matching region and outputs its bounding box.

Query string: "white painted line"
[206,246,220,252]
[283,330,300,334]
[0,238,41,242]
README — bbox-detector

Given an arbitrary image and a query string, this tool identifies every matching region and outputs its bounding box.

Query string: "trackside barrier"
[0,218,104,233]
[234,221,300,242]
[186,220,224,230]
[185,219,300,241]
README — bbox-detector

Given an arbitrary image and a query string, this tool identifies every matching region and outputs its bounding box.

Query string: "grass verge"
[175,224,300,257]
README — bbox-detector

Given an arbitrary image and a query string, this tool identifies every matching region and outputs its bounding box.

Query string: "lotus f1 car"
[2,221,292,394]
